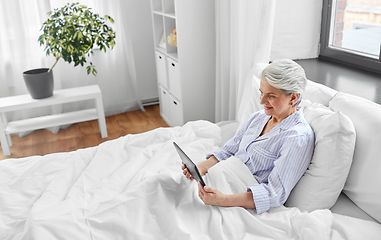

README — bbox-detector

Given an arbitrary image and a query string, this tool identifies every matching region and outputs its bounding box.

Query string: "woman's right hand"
[182,163,208,180]
[182,156,218,180]
[181,163,194,180]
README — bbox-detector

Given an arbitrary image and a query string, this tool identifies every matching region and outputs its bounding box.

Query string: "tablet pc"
[173,142,206,187]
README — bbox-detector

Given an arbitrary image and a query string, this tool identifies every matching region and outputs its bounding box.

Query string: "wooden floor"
[0,105,169,160]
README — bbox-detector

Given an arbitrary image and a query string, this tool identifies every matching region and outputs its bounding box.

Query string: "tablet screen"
[173,142,206,187]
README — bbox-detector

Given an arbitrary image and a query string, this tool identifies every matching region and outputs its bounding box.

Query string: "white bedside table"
[0,85,108,156]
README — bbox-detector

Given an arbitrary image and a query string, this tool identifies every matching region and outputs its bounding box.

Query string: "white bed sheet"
[1,120,380,240]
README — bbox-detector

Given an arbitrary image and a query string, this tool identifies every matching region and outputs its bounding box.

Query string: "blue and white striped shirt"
[209,109,315,214]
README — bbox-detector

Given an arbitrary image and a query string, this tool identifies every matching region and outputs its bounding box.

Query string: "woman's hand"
[181,155,219,180]
[198,182,227,206]
[181,163,208,180]
[198,182,256,209]
[181,163,194,180]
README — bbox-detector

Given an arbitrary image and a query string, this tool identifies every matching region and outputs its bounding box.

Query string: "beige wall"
[344,0,381,30]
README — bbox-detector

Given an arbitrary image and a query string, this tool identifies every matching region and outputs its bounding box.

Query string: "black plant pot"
[23,68,54,99]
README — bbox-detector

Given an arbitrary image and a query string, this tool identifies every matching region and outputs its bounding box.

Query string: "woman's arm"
[207,112,260,162]
[248,133,315,214]
[198,182,255,209]
[183,112,261,180]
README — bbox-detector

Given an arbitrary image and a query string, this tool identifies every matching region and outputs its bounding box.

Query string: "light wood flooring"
[0,105,169,160]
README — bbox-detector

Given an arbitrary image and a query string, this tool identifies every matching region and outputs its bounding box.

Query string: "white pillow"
[329,92,381,223]
[285,99,356,212]
[216,121,240,147]
[303,80,338,107]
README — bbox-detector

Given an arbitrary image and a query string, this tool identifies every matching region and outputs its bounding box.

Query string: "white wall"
[270,0,323,60]
[120,0,325,107]
[129,0,325,105]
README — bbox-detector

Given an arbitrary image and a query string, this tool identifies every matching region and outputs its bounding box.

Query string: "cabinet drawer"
[155,51,168,89]
[167,58,182,100]
[159,86,170,122]
[169,94,184,126]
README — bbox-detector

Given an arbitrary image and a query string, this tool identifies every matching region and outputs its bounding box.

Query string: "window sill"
[295,58,381,105]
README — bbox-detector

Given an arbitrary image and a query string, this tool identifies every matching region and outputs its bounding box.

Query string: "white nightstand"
[0,85,108,156]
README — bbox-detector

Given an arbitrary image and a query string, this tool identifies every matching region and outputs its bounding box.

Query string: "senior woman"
[182,59,315,214]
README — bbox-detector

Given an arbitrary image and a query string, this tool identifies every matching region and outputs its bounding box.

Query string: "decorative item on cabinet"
[167,28,177,47]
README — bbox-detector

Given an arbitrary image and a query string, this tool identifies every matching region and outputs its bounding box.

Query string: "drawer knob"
[173,101,177,105]
[159,56,162,59]
[172,63,175,67]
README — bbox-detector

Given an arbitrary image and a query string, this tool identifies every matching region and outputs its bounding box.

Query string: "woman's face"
[259,79,297,119]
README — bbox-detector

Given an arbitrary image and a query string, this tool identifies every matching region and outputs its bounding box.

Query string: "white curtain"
[0,0,144,127]
[215,0,276,122]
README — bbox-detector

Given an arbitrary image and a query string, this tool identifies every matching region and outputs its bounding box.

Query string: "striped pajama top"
[208,109,315,214]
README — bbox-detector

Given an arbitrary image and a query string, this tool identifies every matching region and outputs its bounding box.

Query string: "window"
[320,0,381,74]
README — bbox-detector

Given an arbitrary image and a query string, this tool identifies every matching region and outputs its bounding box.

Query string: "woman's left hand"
[197,182,227,206]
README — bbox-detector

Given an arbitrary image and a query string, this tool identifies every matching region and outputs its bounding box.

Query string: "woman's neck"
[271,108,297,123]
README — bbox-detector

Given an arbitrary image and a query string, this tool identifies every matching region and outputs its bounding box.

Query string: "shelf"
[153,11,175,19]
[167,52,178,61]
[163,12,176,18]
[156,46,166,54]
[153,11,163,15]
[6,109,99,134]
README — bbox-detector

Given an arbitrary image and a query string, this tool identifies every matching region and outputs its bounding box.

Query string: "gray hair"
[261,59,307,107]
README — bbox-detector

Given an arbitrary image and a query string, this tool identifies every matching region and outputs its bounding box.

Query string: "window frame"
[319,0,381,75]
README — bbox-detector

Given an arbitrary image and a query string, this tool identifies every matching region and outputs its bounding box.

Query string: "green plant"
[38,2,116,75]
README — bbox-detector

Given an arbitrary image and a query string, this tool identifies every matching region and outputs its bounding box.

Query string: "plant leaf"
[39,2,116,75]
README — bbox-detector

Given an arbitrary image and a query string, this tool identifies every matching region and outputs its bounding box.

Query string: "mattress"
[330,193,378,223]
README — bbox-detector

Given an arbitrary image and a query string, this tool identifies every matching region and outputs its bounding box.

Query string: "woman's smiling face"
[259,79,297,120]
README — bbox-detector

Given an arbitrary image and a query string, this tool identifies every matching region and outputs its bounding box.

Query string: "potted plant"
[23,2,116,99]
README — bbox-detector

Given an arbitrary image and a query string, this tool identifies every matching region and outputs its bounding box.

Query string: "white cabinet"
[150,0,216,126]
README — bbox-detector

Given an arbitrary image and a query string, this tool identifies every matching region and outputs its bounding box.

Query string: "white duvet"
[0,121,380,240]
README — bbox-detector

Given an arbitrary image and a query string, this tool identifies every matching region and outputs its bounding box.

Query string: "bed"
[1,68,381,239]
